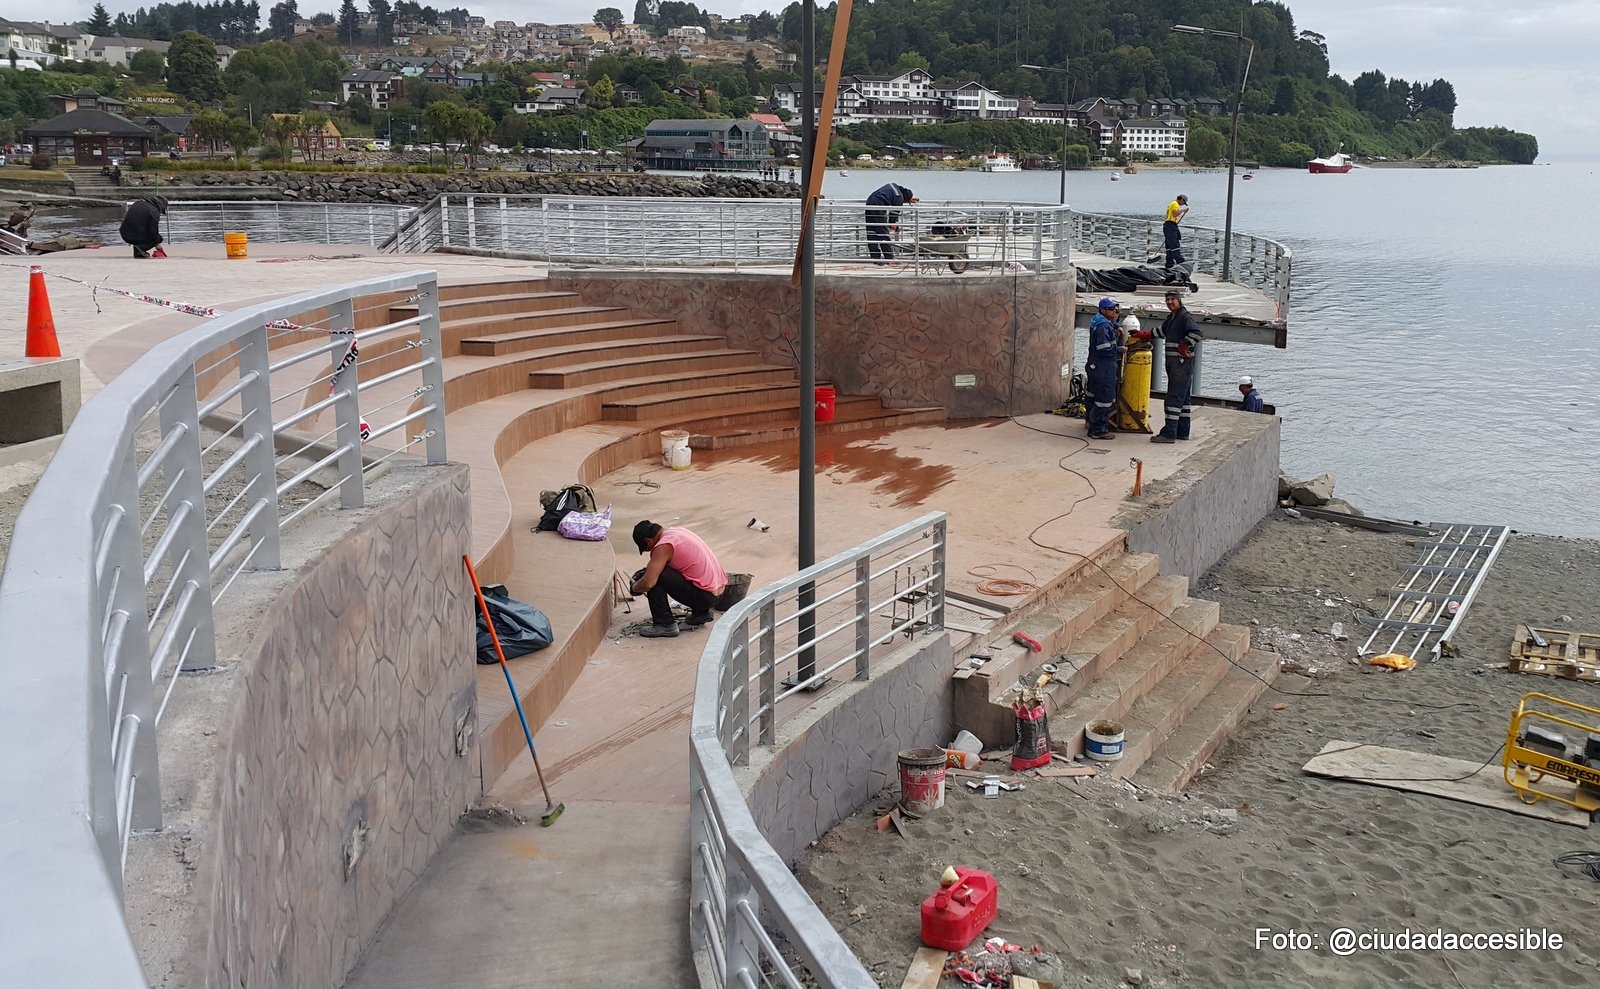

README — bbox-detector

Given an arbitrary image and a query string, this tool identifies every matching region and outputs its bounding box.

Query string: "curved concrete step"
[687,404,948,450]
[1107,624,1252,779]
[460,317,679,357]
[529,349,770,389]
[602,382,801,422]
[444,335,728,409]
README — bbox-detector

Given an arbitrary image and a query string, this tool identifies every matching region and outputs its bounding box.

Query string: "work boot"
[1151,434,1176,444]
[685,611,714,627]
[640,622,679,638]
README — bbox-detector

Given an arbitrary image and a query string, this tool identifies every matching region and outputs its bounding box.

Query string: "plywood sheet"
[899,947,948,989]
[1302,741,1590,828]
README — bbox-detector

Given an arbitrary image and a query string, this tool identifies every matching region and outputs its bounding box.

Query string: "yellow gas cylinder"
[1115,346,1153,433]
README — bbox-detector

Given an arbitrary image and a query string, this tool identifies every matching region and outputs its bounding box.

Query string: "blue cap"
[1098,297,1120,310]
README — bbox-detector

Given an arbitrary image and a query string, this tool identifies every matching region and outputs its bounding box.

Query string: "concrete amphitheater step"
[954,573,1188,748]
[1129,646,1281,792]
[687,403,948,450]
[1106,623,1253,779]
[528,349,775,389]
[407,291,599,323]
[602,382,802,422]
[459,317,680,357]
[443,335,730,408]
[1049,598,1221,760]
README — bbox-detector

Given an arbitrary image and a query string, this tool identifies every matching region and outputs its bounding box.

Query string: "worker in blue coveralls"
[1238,376,1266,413]
[1151,288,1204,443]
[1085,298,1124,440]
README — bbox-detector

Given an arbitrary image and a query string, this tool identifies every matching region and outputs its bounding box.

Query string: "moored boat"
[1308,143,1354,173]
[980,153,1020,173]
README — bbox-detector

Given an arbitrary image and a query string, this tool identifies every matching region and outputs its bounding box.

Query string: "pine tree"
[338,0,362,45]
[86,3,113,35]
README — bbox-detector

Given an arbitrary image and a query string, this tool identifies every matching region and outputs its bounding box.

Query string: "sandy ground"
[797,511,1600,988]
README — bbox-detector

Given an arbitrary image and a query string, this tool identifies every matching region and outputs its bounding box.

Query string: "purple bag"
[557,504,612,541]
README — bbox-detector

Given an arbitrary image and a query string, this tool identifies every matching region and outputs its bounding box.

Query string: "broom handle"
[463,554,555,810]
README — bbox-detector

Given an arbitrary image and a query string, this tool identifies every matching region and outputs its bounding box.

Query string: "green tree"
[85,3,113,34]
[1272,77,1296,115]
[224,117,257,159]
[167,31,224,102]
[422,99,463,164]
[269,0,298,42]
[1185,126,1226,165]
[1063,144,1091,169]
[301,110,331,160]
[594,7,624,40]
[633,0,655,27]
[129,48,166,85]
[589,74,616,107]
[742,50,759,95]
[369,0,394,42]
[262,113,300,159]
[192,108,230,154]
[338,0,362,44]
[345,92,372,123]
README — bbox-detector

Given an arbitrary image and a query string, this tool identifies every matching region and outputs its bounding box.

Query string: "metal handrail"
[1072,209,1293,320]
[689,513,946,988]
[385,194,1074,273]
[0,271,449,984]
[166,201,417,247]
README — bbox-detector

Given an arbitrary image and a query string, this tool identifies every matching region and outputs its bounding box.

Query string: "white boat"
[980,153,1020,173]
[1109,172,1120,181]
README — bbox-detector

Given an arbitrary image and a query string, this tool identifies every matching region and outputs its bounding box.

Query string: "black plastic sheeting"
[1075,261,1198,295]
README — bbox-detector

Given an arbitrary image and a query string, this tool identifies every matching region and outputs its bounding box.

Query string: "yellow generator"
[1114,316,1153,434]
[1504,692,1600,816]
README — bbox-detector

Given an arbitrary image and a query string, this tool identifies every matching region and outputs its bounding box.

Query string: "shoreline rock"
[134,170,801,204]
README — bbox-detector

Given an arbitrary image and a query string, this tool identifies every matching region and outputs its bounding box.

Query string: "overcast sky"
[15,0,1592,155]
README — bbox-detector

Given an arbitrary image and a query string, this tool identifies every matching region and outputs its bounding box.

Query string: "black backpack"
[534,483,598,533]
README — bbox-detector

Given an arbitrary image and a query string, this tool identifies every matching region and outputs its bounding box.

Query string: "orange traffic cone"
[25,265,61,358]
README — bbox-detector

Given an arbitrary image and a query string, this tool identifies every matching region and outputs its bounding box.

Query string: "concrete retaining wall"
[739,632,952,865]
[1117,414,1281,583]
[547,271,1073,419]
[127,465,481,989]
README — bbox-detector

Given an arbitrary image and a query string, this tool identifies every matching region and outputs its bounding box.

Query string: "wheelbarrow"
[894,229,974,272]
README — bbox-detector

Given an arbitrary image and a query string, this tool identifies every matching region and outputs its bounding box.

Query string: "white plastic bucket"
[1084,720,1125,763]
[660,430,691,470]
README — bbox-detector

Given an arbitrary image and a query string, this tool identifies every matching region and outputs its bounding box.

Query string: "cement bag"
[1011,698,1052,771]
[475,583,554,663]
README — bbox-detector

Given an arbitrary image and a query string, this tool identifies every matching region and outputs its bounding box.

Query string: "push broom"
[463,554,565,827]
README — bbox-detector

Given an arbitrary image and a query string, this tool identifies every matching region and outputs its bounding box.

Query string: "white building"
[88,35,235,70]
[1115,117,1188,159]
[666,25,707,44]
[340,69,404,110]
[847,68,936,102]
[934,81,1018,119]
[0,19,85,64]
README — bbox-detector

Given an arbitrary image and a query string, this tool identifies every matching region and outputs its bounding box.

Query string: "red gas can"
[919,868,999,950]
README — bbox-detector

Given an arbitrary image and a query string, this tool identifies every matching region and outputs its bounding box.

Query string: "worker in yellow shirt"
[1163,194,1189,271]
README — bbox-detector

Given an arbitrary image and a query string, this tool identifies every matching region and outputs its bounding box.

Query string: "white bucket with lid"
[660,430,692,470]
[1084,720,1125,763]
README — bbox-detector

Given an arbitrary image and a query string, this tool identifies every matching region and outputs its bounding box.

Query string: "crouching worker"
[119,195,169,258]
[631,520,728,638]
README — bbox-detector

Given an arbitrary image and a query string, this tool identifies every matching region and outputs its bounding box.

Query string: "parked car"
[856,153,872,161]
[366,139,391,151]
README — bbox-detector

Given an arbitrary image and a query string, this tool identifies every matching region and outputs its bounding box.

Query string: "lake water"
[825,162,1600,539]
[18,161,1597,536]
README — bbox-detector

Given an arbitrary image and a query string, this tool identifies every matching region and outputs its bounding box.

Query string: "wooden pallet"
[1507,625,1600,681]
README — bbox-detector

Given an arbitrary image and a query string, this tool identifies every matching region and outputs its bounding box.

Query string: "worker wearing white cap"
[1239,376,1265,413]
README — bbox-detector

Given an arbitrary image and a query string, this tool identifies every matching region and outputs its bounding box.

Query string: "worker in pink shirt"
[630,520,729,638]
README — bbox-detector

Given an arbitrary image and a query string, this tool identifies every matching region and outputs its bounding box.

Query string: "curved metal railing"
[1072,209,1292,320]
[0,271,448,983]
[383,195,1075,273]
[689,513,947,988]
[166,201,416,247]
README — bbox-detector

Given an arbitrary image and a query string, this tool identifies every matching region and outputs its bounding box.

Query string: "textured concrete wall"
[739,632,952,866]
[1117,415,1281,583]
[130,466,481,989]
[547,271,1073,419]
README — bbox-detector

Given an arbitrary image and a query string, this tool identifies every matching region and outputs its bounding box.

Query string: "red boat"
[1308,144,1354,173]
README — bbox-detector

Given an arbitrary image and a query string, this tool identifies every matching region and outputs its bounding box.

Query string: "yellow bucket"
[224,231,248,259]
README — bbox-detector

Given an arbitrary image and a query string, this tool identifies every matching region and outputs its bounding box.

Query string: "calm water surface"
[826,163,1600,539]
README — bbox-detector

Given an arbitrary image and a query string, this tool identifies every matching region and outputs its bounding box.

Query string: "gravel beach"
[796,512,1600,988]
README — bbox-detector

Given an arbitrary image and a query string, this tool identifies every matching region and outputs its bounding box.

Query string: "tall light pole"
[1172,23,1254,282]
[1020,62,1071,205]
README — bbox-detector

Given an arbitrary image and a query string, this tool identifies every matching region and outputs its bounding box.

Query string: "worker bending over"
[630,520,728,638]
[1239,376,1266,413]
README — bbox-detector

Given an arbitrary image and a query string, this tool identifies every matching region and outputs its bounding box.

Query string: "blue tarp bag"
[475,583,555,663]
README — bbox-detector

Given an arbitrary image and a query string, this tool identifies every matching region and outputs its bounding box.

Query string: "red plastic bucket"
[897,747,947,816]
[814,384,837,423]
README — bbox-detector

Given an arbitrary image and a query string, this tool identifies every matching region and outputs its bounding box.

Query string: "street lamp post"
[1172,23,1254,282]
[1020,62,1071,206]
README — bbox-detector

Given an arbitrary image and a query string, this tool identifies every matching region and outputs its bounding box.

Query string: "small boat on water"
[980,153,1020,173]
[1241,172,1254,180]
[1109,172,1120,181]
[839,169,849,176]
[1308,143,1355,174]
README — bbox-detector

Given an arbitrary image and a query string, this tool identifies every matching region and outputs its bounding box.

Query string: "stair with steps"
[369,275,948,784]
[952,549,1278,790]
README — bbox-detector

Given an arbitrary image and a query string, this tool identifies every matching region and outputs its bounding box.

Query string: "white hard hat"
[1120,315,1140,333]
[1239,375,1253,386]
